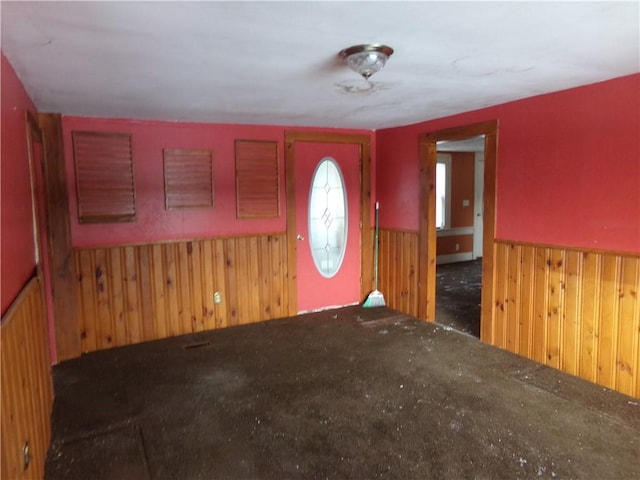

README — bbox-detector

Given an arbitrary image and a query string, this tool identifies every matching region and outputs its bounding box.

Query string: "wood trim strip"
[495,238,640,259]
[39,113,81,361]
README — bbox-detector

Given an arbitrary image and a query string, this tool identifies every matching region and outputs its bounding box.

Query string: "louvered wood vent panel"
[163,149,214,210]
[235,140,280,218]
[73,131,136,223]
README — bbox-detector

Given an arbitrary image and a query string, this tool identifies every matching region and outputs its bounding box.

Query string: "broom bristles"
[363,289,386,308]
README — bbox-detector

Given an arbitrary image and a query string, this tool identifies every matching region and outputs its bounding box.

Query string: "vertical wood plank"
[260,236,273,319]
[479,242,496,344]
[409,233,419,317]
[269,235,282,318]
[518,245,535,357]
[579,252,601,383]
[234,237,248,324]
[531,247,549,364]
[545,248,565,369]
[226,238,239,326]
[214,238,228,328]
[597,254,620,388]
[76,249,97,353]
[201,239,216,330]
[94,248,113,349]
[615,256,639,396]
[165,243,181,336]
[151,244,167,339]
[176,242,193,334]
[493,242,508,348]
[189,241,205,332]
[399,232,408,313]
[39,113,80,361]
[505,244,521,353]
[378,229,389,305]
[109,247,127,346]
[123,245,142,344]
[562,250,583,376]
[247,236,261,323]
[138,245,157,342]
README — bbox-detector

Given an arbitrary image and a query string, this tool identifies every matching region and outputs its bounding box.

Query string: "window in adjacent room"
[435,153,452,230]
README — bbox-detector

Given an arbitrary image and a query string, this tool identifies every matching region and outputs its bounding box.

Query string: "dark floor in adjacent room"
[436,259,482,337]
[46,306,640,480]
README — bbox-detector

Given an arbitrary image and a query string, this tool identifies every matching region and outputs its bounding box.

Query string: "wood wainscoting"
[1,276,53,479]
[70,233,289,357]
[378,228,420,318]
[491,241,640,398]
[378,231,639,398]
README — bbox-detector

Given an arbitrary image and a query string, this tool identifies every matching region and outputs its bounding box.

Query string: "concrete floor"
[46,306,640,480]
[436,259,482,337]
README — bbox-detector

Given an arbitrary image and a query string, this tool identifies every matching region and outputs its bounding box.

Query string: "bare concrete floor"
[46,306,640,480]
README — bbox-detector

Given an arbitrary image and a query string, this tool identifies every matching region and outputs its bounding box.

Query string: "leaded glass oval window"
[308,158,348,278]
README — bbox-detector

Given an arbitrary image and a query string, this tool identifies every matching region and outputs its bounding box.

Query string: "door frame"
[284,131,372,315]
[418,120,498,342]
[473,151,485,259]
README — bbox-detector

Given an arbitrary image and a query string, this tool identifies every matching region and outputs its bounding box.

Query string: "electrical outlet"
[455,243,460,252]
[213,291,222,305]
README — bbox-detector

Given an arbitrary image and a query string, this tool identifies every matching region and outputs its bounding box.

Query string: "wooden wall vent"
[235,140,280,218]
[72,131,136,223]
[163,149,214,210]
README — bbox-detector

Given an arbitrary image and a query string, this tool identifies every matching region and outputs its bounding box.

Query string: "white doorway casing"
[473,152,485,259]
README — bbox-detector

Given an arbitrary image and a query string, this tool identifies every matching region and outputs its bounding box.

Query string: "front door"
[294,142,361,312]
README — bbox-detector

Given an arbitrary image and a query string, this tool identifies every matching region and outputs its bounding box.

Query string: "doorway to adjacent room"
[434,136,485,337]
[418,121,497,343]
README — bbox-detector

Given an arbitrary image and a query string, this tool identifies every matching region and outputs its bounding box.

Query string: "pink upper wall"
[1,52,37,315]
[62,117,372,247]
[376,74,640,254]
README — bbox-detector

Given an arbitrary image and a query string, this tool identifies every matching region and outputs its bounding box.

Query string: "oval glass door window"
[308,158,348,278]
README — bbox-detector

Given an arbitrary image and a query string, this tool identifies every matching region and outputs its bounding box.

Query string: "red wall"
[1,52,37,315]
[376,74,640,254]
[62,117,372,247]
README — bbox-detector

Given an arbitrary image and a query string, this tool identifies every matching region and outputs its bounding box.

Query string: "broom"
[363,201,386,307]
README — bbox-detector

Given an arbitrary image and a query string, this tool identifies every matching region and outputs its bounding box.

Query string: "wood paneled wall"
[1,276,53,480]
[70,233,289,356]
[491,241,640,398]
[378,231,640,398]
[378,228,420,317]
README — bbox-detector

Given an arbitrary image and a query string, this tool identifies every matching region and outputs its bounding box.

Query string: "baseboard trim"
[437,252,474,265]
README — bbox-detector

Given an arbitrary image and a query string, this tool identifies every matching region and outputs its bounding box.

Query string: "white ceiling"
[2,1,638,130]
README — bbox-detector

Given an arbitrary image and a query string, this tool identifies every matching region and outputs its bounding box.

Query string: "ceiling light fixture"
[339,44,394,80]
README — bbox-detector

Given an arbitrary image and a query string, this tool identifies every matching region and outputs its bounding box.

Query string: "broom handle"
[374,201,380,291]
